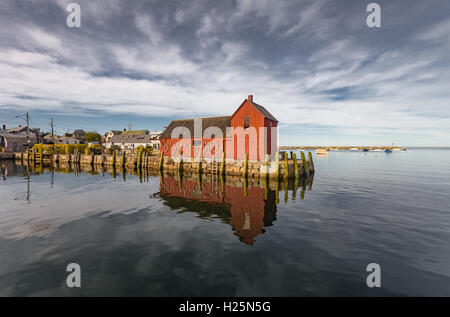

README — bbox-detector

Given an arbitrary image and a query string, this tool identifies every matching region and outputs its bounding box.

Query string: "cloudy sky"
[0,0,449,146]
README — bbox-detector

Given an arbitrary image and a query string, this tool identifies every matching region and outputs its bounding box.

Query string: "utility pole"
[50,118,54,143]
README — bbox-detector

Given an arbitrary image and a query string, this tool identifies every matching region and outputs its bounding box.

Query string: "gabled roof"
[73,129,85,137]
[108,130,122,135]
[230,98,278,123]
[8,126,28,133]
[160,116,231,139]
[248,100,278,122]
[121,129,148,136]
[108,134,155,143]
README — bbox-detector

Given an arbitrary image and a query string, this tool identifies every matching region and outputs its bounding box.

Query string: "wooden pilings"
[293,153,299,178]
[178,152,183,173]
[308,151,315,172]
[220,152,225,175]
[197,152,202,174]
[284,152,289,179]
[159,151,164,170]
[300,151,310,178]
[275,151,280,178]
[14,148,315,179]
[242,153,248,178]
[122,151,126,168]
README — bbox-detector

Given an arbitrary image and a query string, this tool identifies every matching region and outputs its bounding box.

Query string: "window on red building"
[244,116,250,129]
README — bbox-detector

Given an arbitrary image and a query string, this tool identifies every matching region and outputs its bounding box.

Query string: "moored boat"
[316,149,328,155]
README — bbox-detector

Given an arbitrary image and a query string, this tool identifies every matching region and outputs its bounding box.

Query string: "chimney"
[2,124,5,130]
[19,124,22,127]
[247,94,253,102]
[123,128,126,132]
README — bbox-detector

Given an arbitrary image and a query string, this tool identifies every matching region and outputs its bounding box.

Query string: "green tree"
[84,132,101,142]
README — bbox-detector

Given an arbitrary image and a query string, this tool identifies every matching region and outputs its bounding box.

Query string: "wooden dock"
[12,150,315,180]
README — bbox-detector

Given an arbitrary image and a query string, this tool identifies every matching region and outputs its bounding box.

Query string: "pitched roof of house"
[159,116,231,139]
[121,129,148,136]
[0,132,37,141]
[8,126,28,133]
[247,100,278,122]
[108,134,155,143]
[73,129,85,137]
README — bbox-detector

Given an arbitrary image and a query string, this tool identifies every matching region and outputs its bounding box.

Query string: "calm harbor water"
[1,148,449,296]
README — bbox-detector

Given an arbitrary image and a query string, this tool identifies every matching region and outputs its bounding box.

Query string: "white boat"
[316,149,328,155]
[349,147,359,151]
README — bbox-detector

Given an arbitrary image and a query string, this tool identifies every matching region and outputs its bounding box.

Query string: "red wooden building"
[159,95,278,161]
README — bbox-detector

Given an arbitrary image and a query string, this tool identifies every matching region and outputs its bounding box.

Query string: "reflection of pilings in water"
[301,177,306,200]
[197,173,202,191]
[137,166,142,183]
[308,174,314,190]
[178,172,183,189]
[263,177,268,200]
[292,176,298,200]
[159,169,163,185]
[284,178,288,203]
[220,173,225,194]
[26,170,30,203]
[275,178,279,204]
[244,177,248,197]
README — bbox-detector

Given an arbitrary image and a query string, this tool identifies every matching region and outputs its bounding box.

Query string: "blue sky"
[0,0,449,146]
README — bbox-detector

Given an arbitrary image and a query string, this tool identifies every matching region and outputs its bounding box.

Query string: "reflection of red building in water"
[159,95,278,161]
[159,176,277,245]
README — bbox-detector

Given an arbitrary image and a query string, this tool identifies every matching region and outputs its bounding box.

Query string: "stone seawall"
[15,152,314,179]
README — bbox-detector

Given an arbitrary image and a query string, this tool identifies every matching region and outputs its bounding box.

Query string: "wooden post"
[300,151,310,177]
[122,151,126,168]
[275,151,279,179]
[177,152,183,173]
[112,150,116,166]
[242,153,248,178]
[85,148,89,156]
[159,151,164,170]
[220,152,225,175]
[264,154,269,178]
[293,153,299,178]
[197,152,202,174]
[308,151,315,172]
[91,152,94,167]
[284,151,289,179]
[137,148,143,171]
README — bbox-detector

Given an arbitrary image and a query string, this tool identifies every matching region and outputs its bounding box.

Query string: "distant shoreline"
[280,146,450,150]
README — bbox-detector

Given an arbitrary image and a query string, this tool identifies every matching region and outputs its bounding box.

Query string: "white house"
[104,130,122,142]
[105,134,161,150]
[60,137,80,144]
